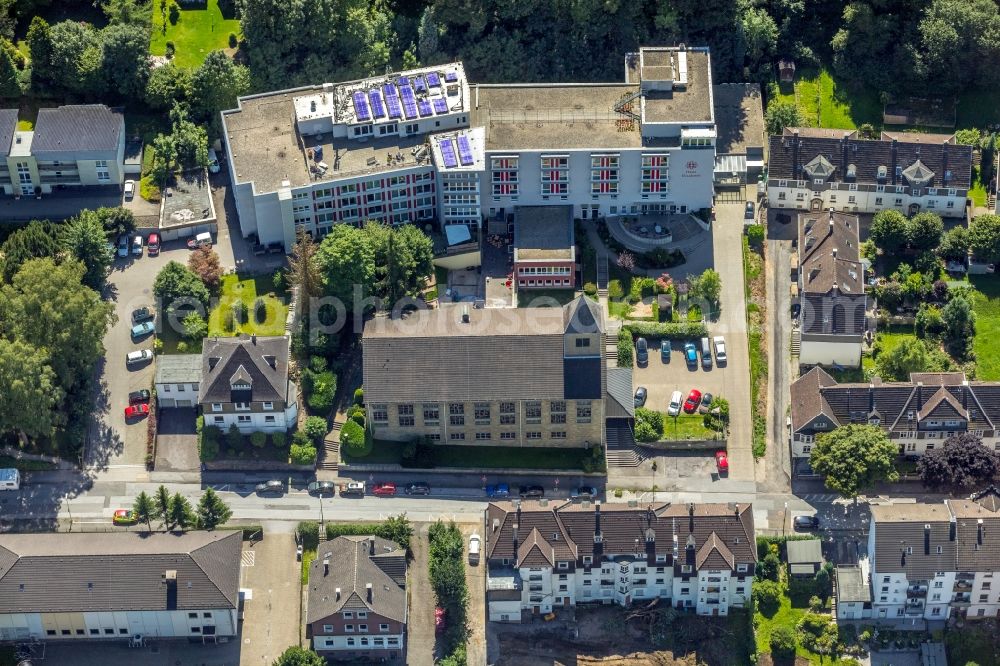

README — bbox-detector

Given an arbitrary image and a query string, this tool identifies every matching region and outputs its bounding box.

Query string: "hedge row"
[323,515,414,552]
[623,321,708,339]
[218,524,264,540]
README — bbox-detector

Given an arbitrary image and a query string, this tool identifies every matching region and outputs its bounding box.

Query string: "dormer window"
[232,381,251,391]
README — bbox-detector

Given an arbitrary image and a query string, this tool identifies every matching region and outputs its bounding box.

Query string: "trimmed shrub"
[583,282,598,296]
[177,341,189,353]
[769,625,797,659]
[306,371,336,414]
[254,297,266,324]
[290,443,317,465]
[353,388,364,405]
[303,416,327,443]
[753,579,782,616]
[616,328,634,368]
[623,321,708,340]
[746,223,765,249]
[339,419,369,457]
[297,521,319,550]
[228,32,238,48]
[226,424,242,449]
[165,40,175,57]
[292,430,312,448]
[309,355,328,373]
[232,301,248,325]
[608,279,624,300]
[249,431,267,448]
[271,431,287,448]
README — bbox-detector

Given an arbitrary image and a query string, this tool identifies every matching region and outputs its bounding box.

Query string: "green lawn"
[877,325,916,354]
[344,439,596,470]
[777,68,882,131]
[149,0,241,69]
[755,582,855,666]
[663,414,719,441]
[301,549,316,585]
[517,288,576,307]
[208,273,289,338]
[970,275,1000,380]
[970,165,989,208]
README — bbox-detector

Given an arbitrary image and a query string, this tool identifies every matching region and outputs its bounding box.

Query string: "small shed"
[787,538,823,577]
[778,60,796,83]
[835,565,872,620]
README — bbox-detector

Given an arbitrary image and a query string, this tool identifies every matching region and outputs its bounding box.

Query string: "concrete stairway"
[606,423,646,467]
[790,329,801,356]
[319,420,343,471]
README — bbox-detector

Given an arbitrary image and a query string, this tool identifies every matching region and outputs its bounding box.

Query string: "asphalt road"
[760,231,793,493]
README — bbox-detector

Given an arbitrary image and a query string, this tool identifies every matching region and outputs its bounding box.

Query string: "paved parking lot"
[461,522,487,666]
[238,533,302,666]
[631,338,739,424]
[154,408,199,471]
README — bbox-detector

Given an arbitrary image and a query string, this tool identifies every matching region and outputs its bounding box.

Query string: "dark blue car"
[486,483,510,498]
[684,342,698,367]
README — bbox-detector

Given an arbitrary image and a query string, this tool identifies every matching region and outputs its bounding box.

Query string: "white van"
[187,231,213,249]
[208,148,220,174]
[0,468,21,490]
[468,533,481,565]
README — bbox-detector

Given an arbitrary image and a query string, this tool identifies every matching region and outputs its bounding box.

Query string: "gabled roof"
[0,531,241,613]
[916,387,968,421]
[31,105,123,154]
[871,504,956,579]
[201,335,289,404]
[787,538,823,565]
[696,533,735,569]
[790,367,840,432]
[902,159,934,187]
[564,295,603,335]
[803,154,836,179]
[518,528,555,567]
[0,109,17,155]
[307,536,406,624]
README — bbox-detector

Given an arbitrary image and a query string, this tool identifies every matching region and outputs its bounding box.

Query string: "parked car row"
[485,484,599,500]
[116,233,160,258]
[254,480,433,498]
[666,388,714,416]
[637,336,726,371]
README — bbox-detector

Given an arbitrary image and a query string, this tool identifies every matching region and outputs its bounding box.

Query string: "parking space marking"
[241,551,255,567]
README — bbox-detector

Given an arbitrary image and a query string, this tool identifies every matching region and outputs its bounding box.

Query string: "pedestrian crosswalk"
[799,493,840,504]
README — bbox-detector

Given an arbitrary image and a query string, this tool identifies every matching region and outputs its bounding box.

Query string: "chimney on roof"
[251,334,257,345]
[369,536,376,556]
[512,523,519,553]
[323,557,330,576]
[924,524,931,555]
[461,306,470,324]
[978,519,984,546]
[917,382,924,409]
[492,518,499,533]
[688,502,695,533]
[594,502,603,544]
[828,217,834,235]
[366,583,373,602]
[949,515,957,542]
[832,248,837,260]
[335,587,341,601]
[164,570,177,611]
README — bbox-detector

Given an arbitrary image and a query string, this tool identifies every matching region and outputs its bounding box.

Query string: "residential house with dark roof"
[0,531,241,641]
[362,296,633,448]
[306,536,406,660]
[796,211,867,367]
[484,500,756,621]
[200,334,297,433]
[789,368,1000,458]
[867,487,1000,621]
[0,104,125,197]
[767,128,972,217]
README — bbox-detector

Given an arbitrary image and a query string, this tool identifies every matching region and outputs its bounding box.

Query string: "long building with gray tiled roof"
[306,536,406,661]
[0,531,241,641]
[789,368,1000,458]
[484,500,756,621]
[767,128,972,218]
[866,487,1000,621]
[362,296,633,449]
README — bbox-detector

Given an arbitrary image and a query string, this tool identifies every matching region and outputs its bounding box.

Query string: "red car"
[124,403,150,419]
[683,389,702,413]
[147,233,160,256]
[715,450,729,474]
[373,482,397,497]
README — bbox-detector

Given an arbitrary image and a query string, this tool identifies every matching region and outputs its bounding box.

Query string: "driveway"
[461,523,487,666]
[632,340,739,426]
[239,533,301,666]
[154,407,199,472]
[408,523,436,666]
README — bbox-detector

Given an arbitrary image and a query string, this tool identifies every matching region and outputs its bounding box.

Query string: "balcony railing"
[952,593,971,604]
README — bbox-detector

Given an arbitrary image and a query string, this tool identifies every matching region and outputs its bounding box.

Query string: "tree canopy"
[272,647,326,666]
[154,261,211,310]
[918,433,1000,491]
[870,210,909,254]
[810,424,899,499]
[970,214,1000,264]
[61,210,114,290]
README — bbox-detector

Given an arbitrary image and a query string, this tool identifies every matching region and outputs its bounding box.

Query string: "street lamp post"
[783,502,788,537]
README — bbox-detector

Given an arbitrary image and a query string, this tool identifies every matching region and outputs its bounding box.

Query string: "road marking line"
[241,551,255,567]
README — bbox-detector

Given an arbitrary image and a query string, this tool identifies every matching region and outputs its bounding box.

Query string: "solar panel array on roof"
[445,71,458,82]
[352,91,371,122]
[383,84,402,119]
[440,139,458,168]
[418,99,433,117]
[414,76,426,93]
[398,76,409,86]
[400,85,418,120]
[457,134,474,166]
[432,98,448,114]
[426,72,441,87]
[368,90,385,119]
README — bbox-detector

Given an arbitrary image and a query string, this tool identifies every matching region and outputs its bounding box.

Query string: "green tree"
[367,222,435,306]
[101,23,148,98]
[154,261,211,309]
[915,304,945,339]
[753,579,782,616]
[810,424,899,500]
[764,98,801,135]
[338,419,368,456]
[95,206,136,237]
[168,492,195,530]
[303,415,327,442]
[688,268,722,309]
[145,63,191,110]
[875,337,950,381]
[61,210,114,289]
[740,6,778,69]
[196,487,233,529]
[938,225,970,262]
[0,339,61,440]
[757,551,781,581]
[26,16,54,86]
[168,104,209,168]
[188,245,223,290]
[0,220,59,282]
[3,258,116,391]
[908,212,944,252]
[970,214,1000,264]
[870,209,909,252]
[315,223,377,310]
[770,625,797,659]
[272,646,326,666]
[154,484,172,527]
[941,292,976,357]
[47,21,104,96]
[102,0,143,24]
[190,50,250,131]
[182,312,208,340]
[287,228,322,323]
[0,37,22,99]
[132,490,156,531]
[915,0,1000,95]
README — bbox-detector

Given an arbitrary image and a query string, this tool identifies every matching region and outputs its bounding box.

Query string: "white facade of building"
[203,402,298,434]
[767,180,967,218]
[311,633,405,653]
[0,608,237,642]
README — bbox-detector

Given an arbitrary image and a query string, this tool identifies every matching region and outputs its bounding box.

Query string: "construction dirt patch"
[494,605,753,666]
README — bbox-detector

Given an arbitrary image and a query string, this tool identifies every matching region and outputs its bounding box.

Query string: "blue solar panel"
[414,76,426,93]
[398,76,409,86]
[445,71,458,82]
[432,98,448,114]
[383,84,402,119]
[439,139,458,168]
[352,91,371,121]
[456,134,474,166]
[399,85,418,120]
[368,90,385,119]
[426,72,441,87]
[417,99,433,117]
